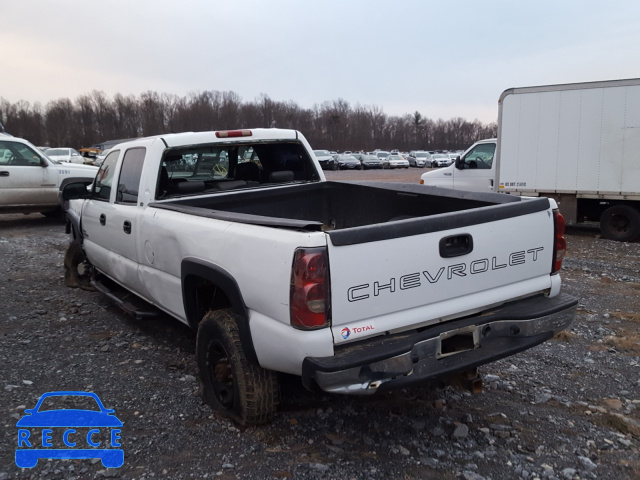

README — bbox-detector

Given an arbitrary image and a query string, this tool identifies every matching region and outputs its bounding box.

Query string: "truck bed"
[150,181,549,242]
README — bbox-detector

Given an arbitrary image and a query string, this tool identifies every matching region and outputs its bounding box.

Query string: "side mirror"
[455,156,463,169]
[62,181,92,200]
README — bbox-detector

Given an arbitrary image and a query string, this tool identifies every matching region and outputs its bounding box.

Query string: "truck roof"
[109,129,301,151]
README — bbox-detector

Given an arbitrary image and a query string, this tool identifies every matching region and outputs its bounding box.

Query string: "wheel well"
[181,258,257,363]
[185,275,233,328]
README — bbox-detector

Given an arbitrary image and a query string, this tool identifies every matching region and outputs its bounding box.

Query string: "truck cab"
[0,136,98,215]
[420,138,497,192]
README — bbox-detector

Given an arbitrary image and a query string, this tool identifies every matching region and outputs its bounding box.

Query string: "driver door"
[454,142,496,192]
[82,147,147,296]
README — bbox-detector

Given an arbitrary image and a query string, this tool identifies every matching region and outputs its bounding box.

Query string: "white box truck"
[421,78,640,241]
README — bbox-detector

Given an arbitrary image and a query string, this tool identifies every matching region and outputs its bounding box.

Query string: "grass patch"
[603,332,640,355]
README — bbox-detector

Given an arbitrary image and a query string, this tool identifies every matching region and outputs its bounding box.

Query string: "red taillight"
[215,129,252,138]
[290,247,330,329]
[552,210,566,273]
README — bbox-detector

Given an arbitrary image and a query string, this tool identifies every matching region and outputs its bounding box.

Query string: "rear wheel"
[600,205,640,241]
[197,309,279,425]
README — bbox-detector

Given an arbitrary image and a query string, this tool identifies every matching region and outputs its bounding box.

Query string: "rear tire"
[600,205,640,242]
[197,309,279,425]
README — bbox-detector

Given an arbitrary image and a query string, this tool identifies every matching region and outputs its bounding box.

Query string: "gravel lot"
[1,167,639,480]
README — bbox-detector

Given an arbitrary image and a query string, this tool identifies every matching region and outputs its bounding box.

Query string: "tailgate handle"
[0,171,9,177]
[439,234,473,258]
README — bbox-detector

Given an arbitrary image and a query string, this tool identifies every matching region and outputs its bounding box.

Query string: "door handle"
[0,171,9,177]
[99,213,106,226]
[123,220,132,234]
[439,234,473,258]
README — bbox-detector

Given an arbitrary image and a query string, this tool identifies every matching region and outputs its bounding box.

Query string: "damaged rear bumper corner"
[301,293,577,395]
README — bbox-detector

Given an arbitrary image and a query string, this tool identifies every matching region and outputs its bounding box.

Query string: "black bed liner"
[149,181,550,245]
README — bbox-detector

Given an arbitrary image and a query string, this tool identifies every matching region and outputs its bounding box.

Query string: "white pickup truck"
[62,128,576,425]
[0,135,98,216]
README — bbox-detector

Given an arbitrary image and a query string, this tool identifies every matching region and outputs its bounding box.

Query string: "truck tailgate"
[326,198,556,345]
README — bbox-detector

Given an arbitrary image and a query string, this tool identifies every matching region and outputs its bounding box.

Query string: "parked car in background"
[360,154,382,169]
[335,154,363,170]
[0,135,98,216]
[45,148,84,164]
[430,153,452,168]
[382,154,410,169]
[408,151,432,167]
[94,148,112,166]
[375,151,391,163]
[79,147,100,165]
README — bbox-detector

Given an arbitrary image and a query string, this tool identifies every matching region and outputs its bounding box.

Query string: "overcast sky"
[3,0,640,124]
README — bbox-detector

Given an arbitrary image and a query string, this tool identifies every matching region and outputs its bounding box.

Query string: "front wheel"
[197,309,279,425]
[64,240,95,290]
[600,205,640,242]
[41,207,63,218]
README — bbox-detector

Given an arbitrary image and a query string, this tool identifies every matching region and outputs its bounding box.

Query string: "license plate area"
[436,325,480,359]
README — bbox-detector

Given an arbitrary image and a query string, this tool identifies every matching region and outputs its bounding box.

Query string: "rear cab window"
[156,141,320,200]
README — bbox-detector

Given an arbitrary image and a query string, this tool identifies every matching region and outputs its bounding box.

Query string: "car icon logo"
[15,391,123,469]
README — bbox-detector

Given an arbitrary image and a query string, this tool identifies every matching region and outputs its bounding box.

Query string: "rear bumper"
[302,293,577,394]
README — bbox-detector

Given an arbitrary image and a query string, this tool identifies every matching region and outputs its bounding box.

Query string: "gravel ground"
[1,167,639,480]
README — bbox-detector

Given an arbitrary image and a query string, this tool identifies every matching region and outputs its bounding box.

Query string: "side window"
[0,141,43,166]
[116,147,146,204]
[463,143,496,170]
[93,150,120,201]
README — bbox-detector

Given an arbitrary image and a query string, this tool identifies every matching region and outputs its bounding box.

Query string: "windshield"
[416,152,428,157]
[313,150,330,156]
[432,154,448,159]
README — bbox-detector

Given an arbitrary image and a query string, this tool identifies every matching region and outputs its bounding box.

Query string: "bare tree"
[0,90,498,151]
[45,98,75,146]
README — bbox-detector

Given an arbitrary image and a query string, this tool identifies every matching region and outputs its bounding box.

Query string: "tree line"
[0,90,497,152]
